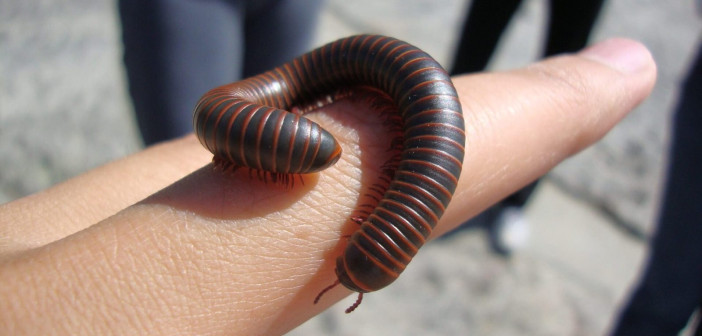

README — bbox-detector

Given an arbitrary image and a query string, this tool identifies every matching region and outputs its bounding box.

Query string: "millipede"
[193,34,466,313]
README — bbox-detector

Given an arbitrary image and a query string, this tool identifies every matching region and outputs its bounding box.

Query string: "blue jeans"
[118,0,323,145]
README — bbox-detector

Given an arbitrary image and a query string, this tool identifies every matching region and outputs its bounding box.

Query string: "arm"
[0,38,656,336]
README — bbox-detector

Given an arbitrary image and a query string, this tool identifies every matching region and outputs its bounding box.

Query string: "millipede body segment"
[193,34,466,311]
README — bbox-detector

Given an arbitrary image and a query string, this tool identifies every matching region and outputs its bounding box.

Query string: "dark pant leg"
[613,43,702,336]
[504,0,604,207]
[501,180,539,207]
[118,0,245,145]
[450,0,523,75]
[545,0,605,56]
[241,0,324,77]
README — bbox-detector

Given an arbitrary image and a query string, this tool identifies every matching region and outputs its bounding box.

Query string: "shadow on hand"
[141,163,319,220]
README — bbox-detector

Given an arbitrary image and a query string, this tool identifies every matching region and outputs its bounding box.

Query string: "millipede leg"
[313,279,340,304]
[345,293,363,313]
[212,156,240,174]
[350,216,365,225]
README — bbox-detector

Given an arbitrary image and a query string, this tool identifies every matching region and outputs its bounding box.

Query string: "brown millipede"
[193,34,465,312]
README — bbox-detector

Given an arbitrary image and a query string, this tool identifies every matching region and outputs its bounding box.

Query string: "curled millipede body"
[193,34,466,312]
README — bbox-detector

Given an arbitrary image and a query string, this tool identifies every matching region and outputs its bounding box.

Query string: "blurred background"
[1,0,700,335]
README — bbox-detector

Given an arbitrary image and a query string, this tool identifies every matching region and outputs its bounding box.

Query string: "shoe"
[489,206,530,256]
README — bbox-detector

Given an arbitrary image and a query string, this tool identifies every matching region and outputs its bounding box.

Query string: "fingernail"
[579,38,653,75]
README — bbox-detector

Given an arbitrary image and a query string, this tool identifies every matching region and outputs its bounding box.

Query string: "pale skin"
[0,38,656,335]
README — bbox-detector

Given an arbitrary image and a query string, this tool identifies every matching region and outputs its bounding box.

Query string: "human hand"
[0,38,656,335]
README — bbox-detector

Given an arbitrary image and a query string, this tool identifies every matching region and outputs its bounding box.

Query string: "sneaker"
[489,206,530,255]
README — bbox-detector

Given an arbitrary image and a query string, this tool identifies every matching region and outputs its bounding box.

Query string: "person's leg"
[450,0,528,253]
[487,0,606,253]
[450,0,523,74]
[501,180,538,207]
[544,0,605,56]
[118,0,246,145]
[241,0,324,77]
[612,43,702,336]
